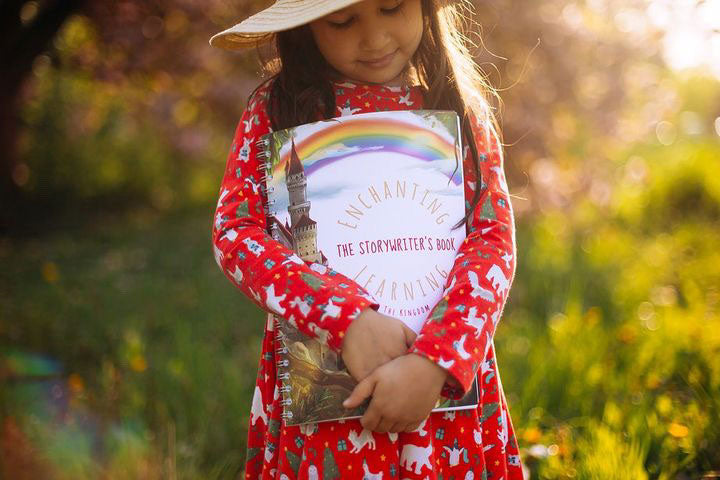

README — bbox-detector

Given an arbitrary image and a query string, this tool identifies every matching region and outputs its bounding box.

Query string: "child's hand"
[342,353,448,433]
[340,308,416,383]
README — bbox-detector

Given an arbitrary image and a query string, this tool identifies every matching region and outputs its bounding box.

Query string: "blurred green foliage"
[496,89,720,477]
[17,65,228,218]
[1,210,264,478]
[10,12,244,226]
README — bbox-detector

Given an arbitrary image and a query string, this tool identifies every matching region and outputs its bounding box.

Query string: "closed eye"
[328,16,355,29]
[327,1,403,28]
[381,1,404,14]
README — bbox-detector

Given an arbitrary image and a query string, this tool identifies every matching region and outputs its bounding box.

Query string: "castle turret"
[283,137,323,263]
[286,138,311,227]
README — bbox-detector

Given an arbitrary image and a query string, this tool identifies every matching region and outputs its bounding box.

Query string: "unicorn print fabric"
[212,80,526,479]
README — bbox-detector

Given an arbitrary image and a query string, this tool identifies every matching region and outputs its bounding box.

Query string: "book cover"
[259,110,478,426]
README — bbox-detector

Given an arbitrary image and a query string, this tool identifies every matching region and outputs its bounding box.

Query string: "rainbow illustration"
[270,113,462,185]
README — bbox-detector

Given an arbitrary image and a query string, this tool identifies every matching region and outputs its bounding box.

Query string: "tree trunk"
[0,73,25,233]
[0,0,86,232]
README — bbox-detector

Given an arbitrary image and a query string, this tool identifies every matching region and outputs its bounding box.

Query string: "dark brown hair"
[253,0,503,227]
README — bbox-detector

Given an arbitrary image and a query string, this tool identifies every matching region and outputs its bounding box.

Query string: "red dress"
[212,80,526,479]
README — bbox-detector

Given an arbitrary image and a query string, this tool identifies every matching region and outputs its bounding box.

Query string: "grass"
[1,206,266,479]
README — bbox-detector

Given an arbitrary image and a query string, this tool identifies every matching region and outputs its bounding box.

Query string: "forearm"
[408,121,516,398]
[212,86,378,351]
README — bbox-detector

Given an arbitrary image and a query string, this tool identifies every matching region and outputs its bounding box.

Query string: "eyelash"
[328,2,404,29]
[381,2,403,14]
[329,19,354,29]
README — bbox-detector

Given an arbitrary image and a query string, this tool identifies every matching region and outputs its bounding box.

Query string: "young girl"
[210,0,526,478]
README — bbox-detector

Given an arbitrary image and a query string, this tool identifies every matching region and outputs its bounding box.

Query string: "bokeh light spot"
[42,261,60,284]
[20,1,39,24]
[142,16,164,39]
[668,423,689,438]
[68,373,85,394]
[522,427,542,443]
[172,99,199,126]
[12,163,30,186]
[637,301,659,331]
[165,9,189,35]
[655,121,677,145]
[130,354,148,373]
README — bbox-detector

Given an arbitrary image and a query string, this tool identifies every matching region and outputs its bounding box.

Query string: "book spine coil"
[272,314,294,423]
[255,135,276,216]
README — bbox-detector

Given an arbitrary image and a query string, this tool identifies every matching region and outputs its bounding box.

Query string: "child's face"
[309,0,424,86]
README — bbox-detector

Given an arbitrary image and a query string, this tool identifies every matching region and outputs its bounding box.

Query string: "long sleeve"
[211,84,378,353]
[407,118,517,399]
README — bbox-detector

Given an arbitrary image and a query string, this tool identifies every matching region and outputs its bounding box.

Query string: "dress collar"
[331,80,422,98]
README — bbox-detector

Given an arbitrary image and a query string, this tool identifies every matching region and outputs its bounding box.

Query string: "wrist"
[445,374,461,389]
[341,306,375,352]
[337,300,374,353]
[409,352,448,384]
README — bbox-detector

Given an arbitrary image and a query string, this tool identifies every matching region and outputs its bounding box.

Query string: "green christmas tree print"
[286,450,302,476]
[479,196,496,220]
[428,298,449,324]
[236,200,250,218]
[268,418,281,438]
[245,446,261,462]
[480,402,500,423]
[322,446,340,480]
[301,272,325,291]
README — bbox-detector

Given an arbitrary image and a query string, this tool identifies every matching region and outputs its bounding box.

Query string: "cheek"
[397,24,423,55]
[330,40,356,65]
[310,25,355,67]
[399,3,424,50]
[409,22,423,49]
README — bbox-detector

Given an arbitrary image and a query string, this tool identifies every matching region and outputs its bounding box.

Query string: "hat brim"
[209,0,367,50]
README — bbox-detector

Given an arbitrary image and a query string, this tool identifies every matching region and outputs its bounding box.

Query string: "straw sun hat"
[209,0,368,50]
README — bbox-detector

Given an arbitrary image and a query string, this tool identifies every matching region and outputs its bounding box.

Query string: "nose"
[359,19,390,52]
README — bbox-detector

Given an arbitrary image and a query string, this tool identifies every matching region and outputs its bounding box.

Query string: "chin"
[340,62,406,86]
[358,70,405,86]
[362,76,397,85]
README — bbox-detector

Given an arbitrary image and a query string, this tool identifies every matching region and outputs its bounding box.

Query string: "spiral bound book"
[257,110,479,426]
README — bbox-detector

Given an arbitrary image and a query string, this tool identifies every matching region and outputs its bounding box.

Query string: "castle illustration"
[269,137,327,265]
[268,137,337,376]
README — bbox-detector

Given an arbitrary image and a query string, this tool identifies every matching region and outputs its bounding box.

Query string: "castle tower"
[286,138,310,226]
[285,137,322,263]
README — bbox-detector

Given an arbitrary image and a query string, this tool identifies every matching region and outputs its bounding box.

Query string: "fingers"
[360,400,382,431]
[375,417,395,434]
[388,421,422,433]
[358,407,425,434]
[345,363,372,384]
[360,396,419,433]
[343,375,376,409]
[389,422,408,433]
[366,418,422,433]
[404,421,422,432]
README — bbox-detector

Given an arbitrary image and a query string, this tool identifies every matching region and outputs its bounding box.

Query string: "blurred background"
[1,0,719,478]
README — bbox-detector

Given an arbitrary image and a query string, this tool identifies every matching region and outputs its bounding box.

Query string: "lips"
[359,49,398,68]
